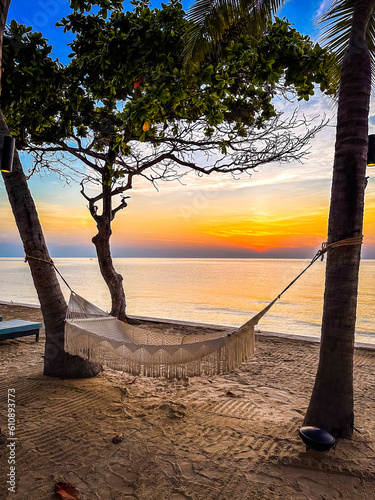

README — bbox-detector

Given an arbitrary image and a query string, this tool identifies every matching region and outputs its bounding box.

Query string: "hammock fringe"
[64,317,255,378]
[64,292,256,378]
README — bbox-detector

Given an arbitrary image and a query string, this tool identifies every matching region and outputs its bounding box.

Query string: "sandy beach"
[0,303,374,499]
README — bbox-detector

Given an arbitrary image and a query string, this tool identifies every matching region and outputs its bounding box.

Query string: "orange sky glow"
[3,167,374,258]
[1,95,375,258]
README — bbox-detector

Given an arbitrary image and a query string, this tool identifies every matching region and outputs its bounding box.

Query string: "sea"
[0,258,374,345]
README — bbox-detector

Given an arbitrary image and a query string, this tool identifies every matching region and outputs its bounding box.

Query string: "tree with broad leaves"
[185,0,375,438]
[0,0,101,378]
[1,0,335,321]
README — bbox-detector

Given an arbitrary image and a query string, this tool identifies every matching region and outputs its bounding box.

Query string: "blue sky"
[2,1,375,258]
[7,1,323,62]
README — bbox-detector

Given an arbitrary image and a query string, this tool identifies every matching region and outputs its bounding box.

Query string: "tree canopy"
[1,0,336,318]
[2,1,335,163]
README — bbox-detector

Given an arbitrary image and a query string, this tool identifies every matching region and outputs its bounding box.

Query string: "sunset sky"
[1,0,375,258]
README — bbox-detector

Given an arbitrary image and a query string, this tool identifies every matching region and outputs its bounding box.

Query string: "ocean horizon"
[1,257,374,345]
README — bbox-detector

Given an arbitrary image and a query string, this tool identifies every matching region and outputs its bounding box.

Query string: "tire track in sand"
[187,398,302,464]
[354,351,375,367]
[195,398,258,421]
[13,382,114,466]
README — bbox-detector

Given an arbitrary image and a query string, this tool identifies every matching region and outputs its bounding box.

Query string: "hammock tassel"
[64,292,259,378]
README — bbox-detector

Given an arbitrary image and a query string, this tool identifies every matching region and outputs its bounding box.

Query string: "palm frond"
[184,0,236,65]
[317,0,375,86]
[184,0,286,65]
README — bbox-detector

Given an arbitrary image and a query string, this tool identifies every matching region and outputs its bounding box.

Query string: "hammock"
[29,236,362,378]
[64,292,277,378]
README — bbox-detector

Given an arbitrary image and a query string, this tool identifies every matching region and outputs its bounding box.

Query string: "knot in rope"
[319,242,327,261]
[274,235,364,301]
[316,235,364,261]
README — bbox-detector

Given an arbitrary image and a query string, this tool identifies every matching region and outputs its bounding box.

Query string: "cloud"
[128,92,336,198]
[315,0,332,19]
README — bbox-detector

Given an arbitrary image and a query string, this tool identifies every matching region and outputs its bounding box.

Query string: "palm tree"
[0,0,10,87]
[0,0,101,378]
[303,0,375,438]
[186,0,375,437]
[1,111,102,378]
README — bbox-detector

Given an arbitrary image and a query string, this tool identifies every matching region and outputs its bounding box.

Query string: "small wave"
[356,330,375,338]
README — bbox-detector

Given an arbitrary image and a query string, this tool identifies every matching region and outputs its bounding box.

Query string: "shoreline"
[0,301,375,498]
[1,298,374,351]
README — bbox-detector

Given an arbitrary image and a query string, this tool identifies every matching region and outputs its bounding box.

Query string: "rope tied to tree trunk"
[24,254,74,293]
[320,235,364,259]
[275,235,364,300]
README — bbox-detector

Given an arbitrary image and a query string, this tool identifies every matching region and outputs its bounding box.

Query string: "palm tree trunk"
[1,111,102,378]
[92,181,127,320]
[0,1,10,91]
[304,0,375,438]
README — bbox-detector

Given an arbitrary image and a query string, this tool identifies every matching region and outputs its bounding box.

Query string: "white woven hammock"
[64,292,277,378]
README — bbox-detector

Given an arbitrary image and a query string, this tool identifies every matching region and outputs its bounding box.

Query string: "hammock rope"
[24,234,364,378]
[24,255,74,292]
[275,234,364,299]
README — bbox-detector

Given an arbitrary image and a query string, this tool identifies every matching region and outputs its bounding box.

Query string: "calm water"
[0,258,374,344]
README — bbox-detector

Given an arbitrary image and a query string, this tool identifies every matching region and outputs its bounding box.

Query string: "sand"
[0,303,374,500]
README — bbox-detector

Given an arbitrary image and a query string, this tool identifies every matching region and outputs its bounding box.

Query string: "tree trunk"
[1,111,102,378]
[0,0,10,92]
[304,0,374,438]
[92,181,127,320]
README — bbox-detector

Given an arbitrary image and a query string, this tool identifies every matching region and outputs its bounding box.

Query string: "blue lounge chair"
[0,319,42,342]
